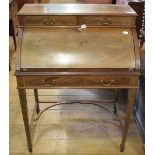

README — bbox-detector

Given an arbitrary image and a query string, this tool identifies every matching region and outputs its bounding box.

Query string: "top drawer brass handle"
[43,17,56,26]
[41,79,55,87]
[100,18,111,25]
[99,79,114,86]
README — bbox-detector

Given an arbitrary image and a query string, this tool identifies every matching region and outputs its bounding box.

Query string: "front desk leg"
[18,89,32,152]
[120,88,137,152]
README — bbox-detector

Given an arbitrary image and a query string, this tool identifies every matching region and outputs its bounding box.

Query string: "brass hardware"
[99,79,114,86]
[49,17,56,25]
[43,17,56,26]
[100,17,111,25]
[41,79,55,87]
[87,17,111,25]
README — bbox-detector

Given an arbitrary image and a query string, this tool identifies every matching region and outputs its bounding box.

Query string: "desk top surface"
[17,4,137,16]
[20,27,135,69]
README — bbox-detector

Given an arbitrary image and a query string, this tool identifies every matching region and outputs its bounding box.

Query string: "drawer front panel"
[81,16,132,26]
[23,76,131,88]
[19,16,77,26]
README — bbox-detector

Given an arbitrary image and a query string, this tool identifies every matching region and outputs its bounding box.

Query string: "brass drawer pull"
[43,17,56,26]
[41,79,55,87]
[99,79,114,86]
[86,17,111,25]
[100,18,111,25]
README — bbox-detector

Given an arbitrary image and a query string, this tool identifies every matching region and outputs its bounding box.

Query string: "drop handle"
[41,79,55,87]
[99,79,114,86]
[43,17,55,26]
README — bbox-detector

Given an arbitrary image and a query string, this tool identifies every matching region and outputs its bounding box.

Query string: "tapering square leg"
[120,88,137,152]
[34,89,40,114]
[114,89,119,115]
[18,89,33,152]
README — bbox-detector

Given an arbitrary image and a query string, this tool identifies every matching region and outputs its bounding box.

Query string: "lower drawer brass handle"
[99,79,114,86]
[41,79,55,87]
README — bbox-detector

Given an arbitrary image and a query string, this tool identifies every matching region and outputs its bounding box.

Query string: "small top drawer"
[19,15,77,26]
[81,16,133,26]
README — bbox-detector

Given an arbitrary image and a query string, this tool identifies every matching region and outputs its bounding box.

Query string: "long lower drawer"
[17,75,134,88]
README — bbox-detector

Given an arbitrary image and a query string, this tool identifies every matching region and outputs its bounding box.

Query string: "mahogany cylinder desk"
[15,4,140,152]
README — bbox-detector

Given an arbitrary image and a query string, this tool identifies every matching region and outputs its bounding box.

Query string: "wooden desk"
[15,4,140,152]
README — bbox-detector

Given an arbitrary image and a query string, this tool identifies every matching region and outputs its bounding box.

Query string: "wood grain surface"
[21,27,135,69]
[17,4,137,16]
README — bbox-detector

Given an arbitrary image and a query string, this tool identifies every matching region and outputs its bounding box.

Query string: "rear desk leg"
[34,89,40,114]
[114,89,119,115]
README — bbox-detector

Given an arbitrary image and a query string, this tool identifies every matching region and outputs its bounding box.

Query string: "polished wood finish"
[20,27,136,69]
[81,16,133,26]
[120,76,138,151]
[20,15,77,26]
[17,4,137,16]
[10,73,144,155]
[15,4,140,152]
[19,15,135,26]
[17,88,32,152]
[10,57,144,155]
[19,75,133,88]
